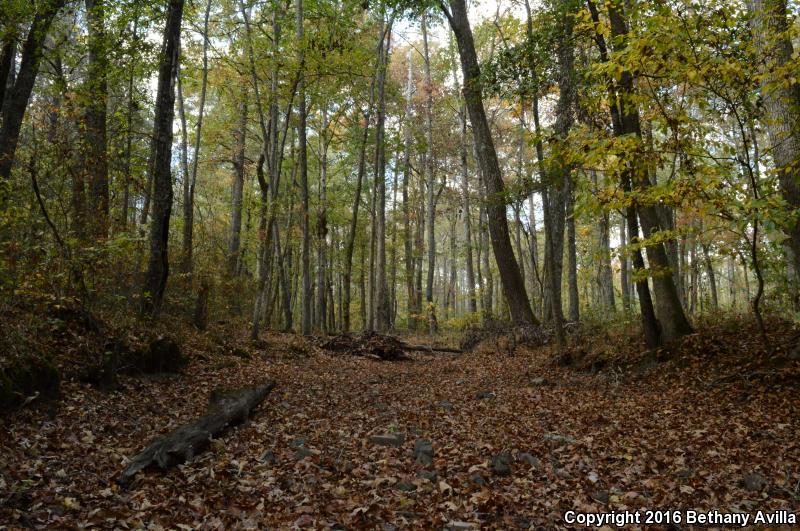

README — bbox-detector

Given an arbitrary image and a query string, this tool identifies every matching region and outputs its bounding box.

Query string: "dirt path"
[1,332,799,529]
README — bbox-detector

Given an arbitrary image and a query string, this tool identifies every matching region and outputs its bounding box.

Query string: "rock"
[592,490,610,504]
[259,450,275,464]
[543,433,576,445]
[438,400,454,411]
[743,472,767,492]
[289,438,307,448]
[294,447,314,460]
[475,390,496,400]
[530,377,547,386]
[1,353,60,410]
[492,451,512,476]
[230,347,251,359]
[395,482,417,492]
[413,439,434,465]
[137,336,186,374]
[369,433,405,447]
[456,379,465,385]
[517,452,541,470]
[445,521,477,530]
[416,470,438,482]
[469,473,486,486]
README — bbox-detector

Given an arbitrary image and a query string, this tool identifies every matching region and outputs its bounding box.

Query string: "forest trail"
[2,320,799,529]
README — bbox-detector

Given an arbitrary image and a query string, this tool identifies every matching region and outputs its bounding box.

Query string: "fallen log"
[314,332,462,360]
[117,381,276,486]
[400,343,463,354]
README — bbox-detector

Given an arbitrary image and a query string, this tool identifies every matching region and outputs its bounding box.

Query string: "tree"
[441,0,537,326]
[746,0,800,309]
[0,0,67,201]
[141,0,185,317]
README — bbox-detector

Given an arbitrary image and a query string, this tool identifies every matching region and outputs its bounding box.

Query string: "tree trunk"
[702,244,718,310]
[444,0,536,325]
[83,0,109,239]
[402,51,417,330]
[606,0,692,342]
[229,88,248,277]
[181,0,211,274]
[297,0,311,335]
[587,0,660,347]
[0,0,67,199]
[374,15,391,332]
[746,0,800,307]
[421,12,439,334]
[140,0,184,317]
[316,104,329,332]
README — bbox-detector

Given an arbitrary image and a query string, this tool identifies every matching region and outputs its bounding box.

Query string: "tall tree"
[141,0,185,317]
[374,14,392,332]
[421,12,438,333]
[746,0,800,308]
[442,0,537,326]
[605,0,692,343]
[0,0,67,199]
[229,88,248,277]
[297,0,311,335]
[83,0,109,238]
[182,0,212,274]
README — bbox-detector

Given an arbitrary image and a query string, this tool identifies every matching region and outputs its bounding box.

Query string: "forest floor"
[1,311,800,529]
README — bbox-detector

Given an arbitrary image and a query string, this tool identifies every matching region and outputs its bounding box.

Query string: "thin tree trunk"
[181,0,210,273]
[316,104,329,332]
[402,50,417,330]
[374,14,391,332]
[297,0,311,335]
[422,12,439,334]
[84,0,109,238]
[228,88,247,278]
[141,0,184,317]
[0,0,67,200]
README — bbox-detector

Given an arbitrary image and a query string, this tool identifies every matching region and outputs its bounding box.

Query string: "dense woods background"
[1,0,799,341]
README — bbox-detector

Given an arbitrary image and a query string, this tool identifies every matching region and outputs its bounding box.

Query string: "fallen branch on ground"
[117,381,276,486]
[314,332,462,360]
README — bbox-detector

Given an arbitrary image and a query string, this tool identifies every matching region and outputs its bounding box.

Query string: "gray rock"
[743,472,767,492]
[456,379,465,385]
[438,400,454,411]
[289,437,307,448]
[369,433,405,447]
[395,482,418,492]
[414,439,434,465]
[492,451,512,476]
[517,452,541,470]
[417,470,438,482]
[543,433,576,445]
[592,490,610,504]
[259,450,275,464]
[294,447,313,460]
[530,377,547,386]
[445,521,477,530]
[469,473,486,486]
[475,390,496,400]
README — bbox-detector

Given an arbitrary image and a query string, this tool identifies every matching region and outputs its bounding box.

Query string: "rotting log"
[314,332,462,360]
[117,381,276,486]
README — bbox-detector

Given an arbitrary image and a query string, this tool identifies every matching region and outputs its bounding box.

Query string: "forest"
[1,0,799,527]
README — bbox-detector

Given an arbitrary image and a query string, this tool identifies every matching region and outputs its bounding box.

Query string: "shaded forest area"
[1,0,800,527]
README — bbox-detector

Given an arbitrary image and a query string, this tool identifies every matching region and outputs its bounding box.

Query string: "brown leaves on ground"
[1,316,799,529]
